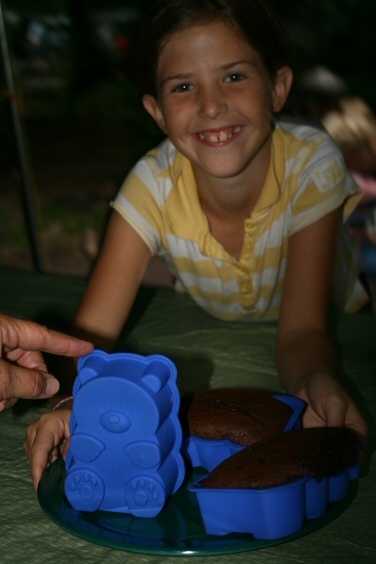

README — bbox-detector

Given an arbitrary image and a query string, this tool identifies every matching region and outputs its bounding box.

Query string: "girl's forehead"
[162,19,244,49]
[157,21,260,69]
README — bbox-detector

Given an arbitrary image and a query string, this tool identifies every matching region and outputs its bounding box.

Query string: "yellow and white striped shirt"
[112,120,368,321]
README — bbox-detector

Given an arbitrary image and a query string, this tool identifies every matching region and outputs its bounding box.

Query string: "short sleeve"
[110,142,176,255]
[289,137,362,235]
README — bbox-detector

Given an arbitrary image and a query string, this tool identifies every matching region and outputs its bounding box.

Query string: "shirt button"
[242,283,252,292]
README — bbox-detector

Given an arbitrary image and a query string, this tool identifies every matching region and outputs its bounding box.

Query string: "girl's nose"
[198,86,227,119]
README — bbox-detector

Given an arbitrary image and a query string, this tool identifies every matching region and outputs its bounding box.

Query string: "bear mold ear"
[74,350,109,394]
[142,355,177,394]
[142,373,164,394]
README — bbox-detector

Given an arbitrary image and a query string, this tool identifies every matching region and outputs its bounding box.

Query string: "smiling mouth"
[196,126,241,144]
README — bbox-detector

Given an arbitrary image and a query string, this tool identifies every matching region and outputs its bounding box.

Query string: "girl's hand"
[24,407,72,490]
[294,373,368,443]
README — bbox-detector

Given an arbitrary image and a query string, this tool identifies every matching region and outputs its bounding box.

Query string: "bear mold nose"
[100,410,131,433]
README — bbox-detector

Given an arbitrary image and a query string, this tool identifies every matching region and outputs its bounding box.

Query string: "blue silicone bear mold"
[64,350,185,518]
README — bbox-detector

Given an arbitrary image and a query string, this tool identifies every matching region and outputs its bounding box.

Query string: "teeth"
[199,127,240,143]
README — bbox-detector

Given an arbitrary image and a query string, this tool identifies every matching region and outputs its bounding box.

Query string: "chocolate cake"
[201,426,360,489]
[186,388,294,446]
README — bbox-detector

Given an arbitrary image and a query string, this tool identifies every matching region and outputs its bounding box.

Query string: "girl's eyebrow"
[221,60,256,70]
[161,60,256,85]
[161,73,193,86]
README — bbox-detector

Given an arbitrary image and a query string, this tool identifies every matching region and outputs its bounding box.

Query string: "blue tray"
[38,458,359,556]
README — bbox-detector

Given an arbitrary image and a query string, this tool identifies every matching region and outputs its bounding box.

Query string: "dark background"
[1,0,375,275]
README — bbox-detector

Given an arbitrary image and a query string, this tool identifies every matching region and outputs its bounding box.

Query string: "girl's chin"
[192,157,250,180]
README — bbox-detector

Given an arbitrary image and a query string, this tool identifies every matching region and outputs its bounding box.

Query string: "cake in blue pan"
[189,426,360,539]
[182,388,306,471]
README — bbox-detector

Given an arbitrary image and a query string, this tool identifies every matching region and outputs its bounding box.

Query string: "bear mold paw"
[65,469,105,512]
[125,475,166,518]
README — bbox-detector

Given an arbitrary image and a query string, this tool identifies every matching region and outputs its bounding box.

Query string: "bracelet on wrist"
[51,396,74,411]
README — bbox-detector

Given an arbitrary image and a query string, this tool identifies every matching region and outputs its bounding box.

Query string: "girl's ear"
[272,66,293,113]
[142,95,167,133]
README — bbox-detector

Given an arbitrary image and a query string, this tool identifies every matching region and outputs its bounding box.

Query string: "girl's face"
[143,21,292,186]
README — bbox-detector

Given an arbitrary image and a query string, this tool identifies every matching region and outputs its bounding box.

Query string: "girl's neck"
[193,151,270,260]
[193,147,270,221]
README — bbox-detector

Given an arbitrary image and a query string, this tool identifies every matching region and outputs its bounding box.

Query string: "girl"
[25,0,369,488]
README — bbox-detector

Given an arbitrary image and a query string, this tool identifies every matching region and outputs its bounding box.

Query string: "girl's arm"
[276,208,368,440]
[53,209,153,397]
[75,209,153,348]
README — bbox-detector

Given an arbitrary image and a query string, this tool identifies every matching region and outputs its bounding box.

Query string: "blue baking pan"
[188,458,360,539]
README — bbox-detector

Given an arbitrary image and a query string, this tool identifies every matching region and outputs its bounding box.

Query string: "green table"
[0,267,375,563]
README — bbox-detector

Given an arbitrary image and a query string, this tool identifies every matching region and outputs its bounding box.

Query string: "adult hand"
[24,407,72,489]
[0,313,93,411]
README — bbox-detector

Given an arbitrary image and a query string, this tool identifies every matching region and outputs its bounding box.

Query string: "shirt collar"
[253,128,283,213]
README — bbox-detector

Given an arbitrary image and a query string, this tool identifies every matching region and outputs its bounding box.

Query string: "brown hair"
[136,0,292,97]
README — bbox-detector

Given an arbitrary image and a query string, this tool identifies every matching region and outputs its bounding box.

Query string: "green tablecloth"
[0,267,375,563]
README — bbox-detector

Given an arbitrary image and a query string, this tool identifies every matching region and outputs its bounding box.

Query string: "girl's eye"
[173,83,193,93]
[225,73,245,83]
